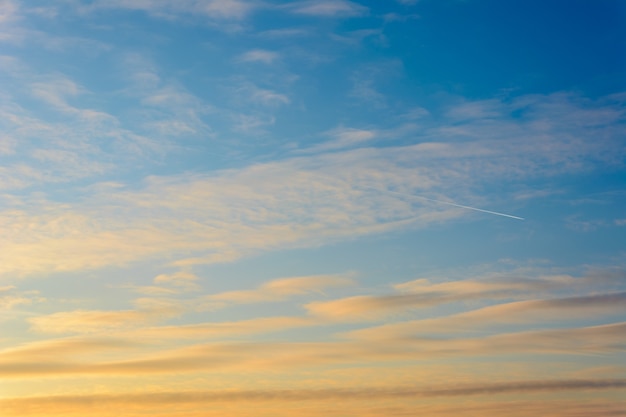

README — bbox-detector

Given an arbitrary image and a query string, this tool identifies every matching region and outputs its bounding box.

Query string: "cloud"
[236,83,290,106]
[305,272,613,321]
[347,292,626,340]
[120,285,180,296]
[118,54,213,139]
[0,0,19,23]
[0,0,22,43]
[2,397,624,417]
[237,49,279,64]
[3,321,624,378]
[0,68,163,187]
[0,92,623,277]
[153,270,200,291]
[0,336,138,363]
[0,286,45,315]
[348,60,403,108]
[25,267,621,340]
[288,0,368,17]
[86,0,255,21]
[28,298,184,334]
[24,273,351,337]
[205,274,354,305]
[131,315,314,340]
[230,112,276,132]
[251,88,290,106]
[301,127,378,153]
[445,99,503,121]
[1,378,624,408]
[350,77,387,107]
[0,153,419,275]
[258,28,311,38]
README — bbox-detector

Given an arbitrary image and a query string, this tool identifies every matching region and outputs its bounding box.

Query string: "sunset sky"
[1,0,625,416]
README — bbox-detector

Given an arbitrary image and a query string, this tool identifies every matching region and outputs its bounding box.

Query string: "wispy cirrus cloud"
[300,127,378,153]
[234,82,290,107]
[237,49,280,64]
[82,0,255,21]
[204,273,354,305]
[28,300,184,335]
[26,266,624,339]
[121,54,214,138]
[2,322,625,378]
[128,315,314,340]
[347,292,626,340]
[0,91,623,277]
[0,0,19,23]
[1,3,623,416]
[287,0,368,17]
[0,286,44,313]
[348,60,403,108]
[3,396,624,417]
[0,0,22,43]
[2,378,624,407]
[306,271,625,321]
[0,67,163,187]
[153,270,200,291]
[24,274,352,336]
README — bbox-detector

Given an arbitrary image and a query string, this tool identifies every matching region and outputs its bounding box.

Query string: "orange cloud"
[2,322,624,378]
[347,292,626,339]
[28,297,183,334]
[205,273,354,305]
[1,379,624,417]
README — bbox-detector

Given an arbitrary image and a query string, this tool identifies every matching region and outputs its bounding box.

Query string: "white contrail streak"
[382,189,525,220]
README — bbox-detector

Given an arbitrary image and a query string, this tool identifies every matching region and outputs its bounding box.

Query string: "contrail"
[382,189,525,220]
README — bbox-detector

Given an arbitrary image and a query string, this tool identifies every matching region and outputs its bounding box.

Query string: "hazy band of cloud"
[2,378,624,406]
[2,322,624,378]
[344,292,626,339]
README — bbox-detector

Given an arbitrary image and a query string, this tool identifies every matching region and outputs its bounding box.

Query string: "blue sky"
[1,1,625,416]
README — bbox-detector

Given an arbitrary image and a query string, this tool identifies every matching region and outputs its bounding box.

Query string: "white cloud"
[238,49,279,64]
[289,0,368,17]
[396,0,419,5]
[259,28,310,38]
[230,112,275,132]
[445,99,503,121]
[349,61,403,108]
[251,88,290,106]
[30,77,83,112]
[88,0,255,21]
[301,127,377,153]
[333,127,376,142]
[0,65,170,187]
[236,83,289,106]
[0,0,18,24]
[350,77,387,108]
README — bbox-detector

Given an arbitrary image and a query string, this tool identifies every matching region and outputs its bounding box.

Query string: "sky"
[0,0,625,416]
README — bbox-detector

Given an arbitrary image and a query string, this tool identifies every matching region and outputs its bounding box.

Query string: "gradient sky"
[1,1,625,416]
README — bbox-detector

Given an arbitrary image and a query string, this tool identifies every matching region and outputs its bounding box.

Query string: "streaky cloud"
[2,378,624,405]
